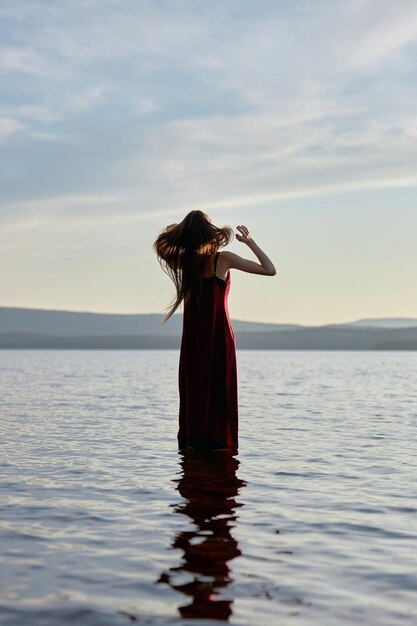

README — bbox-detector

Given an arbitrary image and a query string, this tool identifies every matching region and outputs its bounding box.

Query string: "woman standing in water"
[154,210,276,451]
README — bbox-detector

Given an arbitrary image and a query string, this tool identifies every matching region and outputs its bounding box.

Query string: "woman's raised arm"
[220,225,277,277]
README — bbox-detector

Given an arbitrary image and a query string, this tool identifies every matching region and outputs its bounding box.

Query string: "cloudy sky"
[1,0,416,325]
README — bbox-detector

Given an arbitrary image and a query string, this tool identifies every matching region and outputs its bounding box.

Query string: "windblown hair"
[154,210,233,321]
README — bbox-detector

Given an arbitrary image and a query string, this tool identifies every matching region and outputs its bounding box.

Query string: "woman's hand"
[235,224,252,245]
[165,223,178,232]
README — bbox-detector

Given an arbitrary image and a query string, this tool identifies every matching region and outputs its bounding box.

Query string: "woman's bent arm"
[221,225,277,276]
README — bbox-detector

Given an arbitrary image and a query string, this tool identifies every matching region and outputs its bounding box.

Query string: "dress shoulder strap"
[213,251,220,276]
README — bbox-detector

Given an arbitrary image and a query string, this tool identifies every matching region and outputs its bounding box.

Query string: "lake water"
[0,350,417,625]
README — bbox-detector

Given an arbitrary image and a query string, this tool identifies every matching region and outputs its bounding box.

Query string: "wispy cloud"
[0,46,48,74]
[0,117,24,143]
[1,0,416,210]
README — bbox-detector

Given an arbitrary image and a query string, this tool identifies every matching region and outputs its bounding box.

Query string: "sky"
[1,0,417,325]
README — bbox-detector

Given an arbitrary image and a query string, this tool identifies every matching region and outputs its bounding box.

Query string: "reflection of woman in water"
[158,450,247,620]
[154,211,276,451]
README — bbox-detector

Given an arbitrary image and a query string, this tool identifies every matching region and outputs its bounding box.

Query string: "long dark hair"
[154,210,233,321]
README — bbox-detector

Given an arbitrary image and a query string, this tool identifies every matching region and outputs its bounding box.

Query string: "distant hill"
[345,318,417,328]
[0,307,416,350]
[0,307,298,337]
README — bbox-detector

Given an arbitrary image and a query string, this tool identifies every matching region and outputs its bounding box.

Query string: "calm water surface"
[0,350,417,625]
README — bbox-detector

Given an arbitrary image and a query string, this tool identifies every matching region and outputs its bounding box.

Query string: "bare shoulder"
[219,250,276,276]
[220,250,243,265]
[214,251,232,281]
[219,250,253,270]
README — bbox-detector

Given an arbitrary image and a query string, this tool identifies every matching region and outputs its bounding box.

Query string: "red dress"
[178,252,238,450]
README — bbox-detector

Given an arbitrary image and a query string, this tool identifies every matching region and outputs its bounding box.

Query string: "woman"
[154,210,276,451]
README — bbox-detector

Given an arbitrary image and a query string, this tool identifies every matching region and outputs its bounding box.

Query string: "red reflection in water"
[158,449,246,621]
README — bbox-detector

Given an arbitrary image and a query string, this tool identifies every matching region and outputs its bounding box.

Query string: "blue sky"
[1,0,417,324]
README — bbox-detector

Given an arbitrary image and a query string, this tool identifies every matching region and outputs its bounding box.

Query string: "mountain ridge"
[1,306,416,336]
[0,307,416,350]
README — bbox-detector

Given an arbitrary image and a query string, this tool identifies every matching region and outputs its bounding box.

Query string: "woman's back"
[179,251,238,451]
